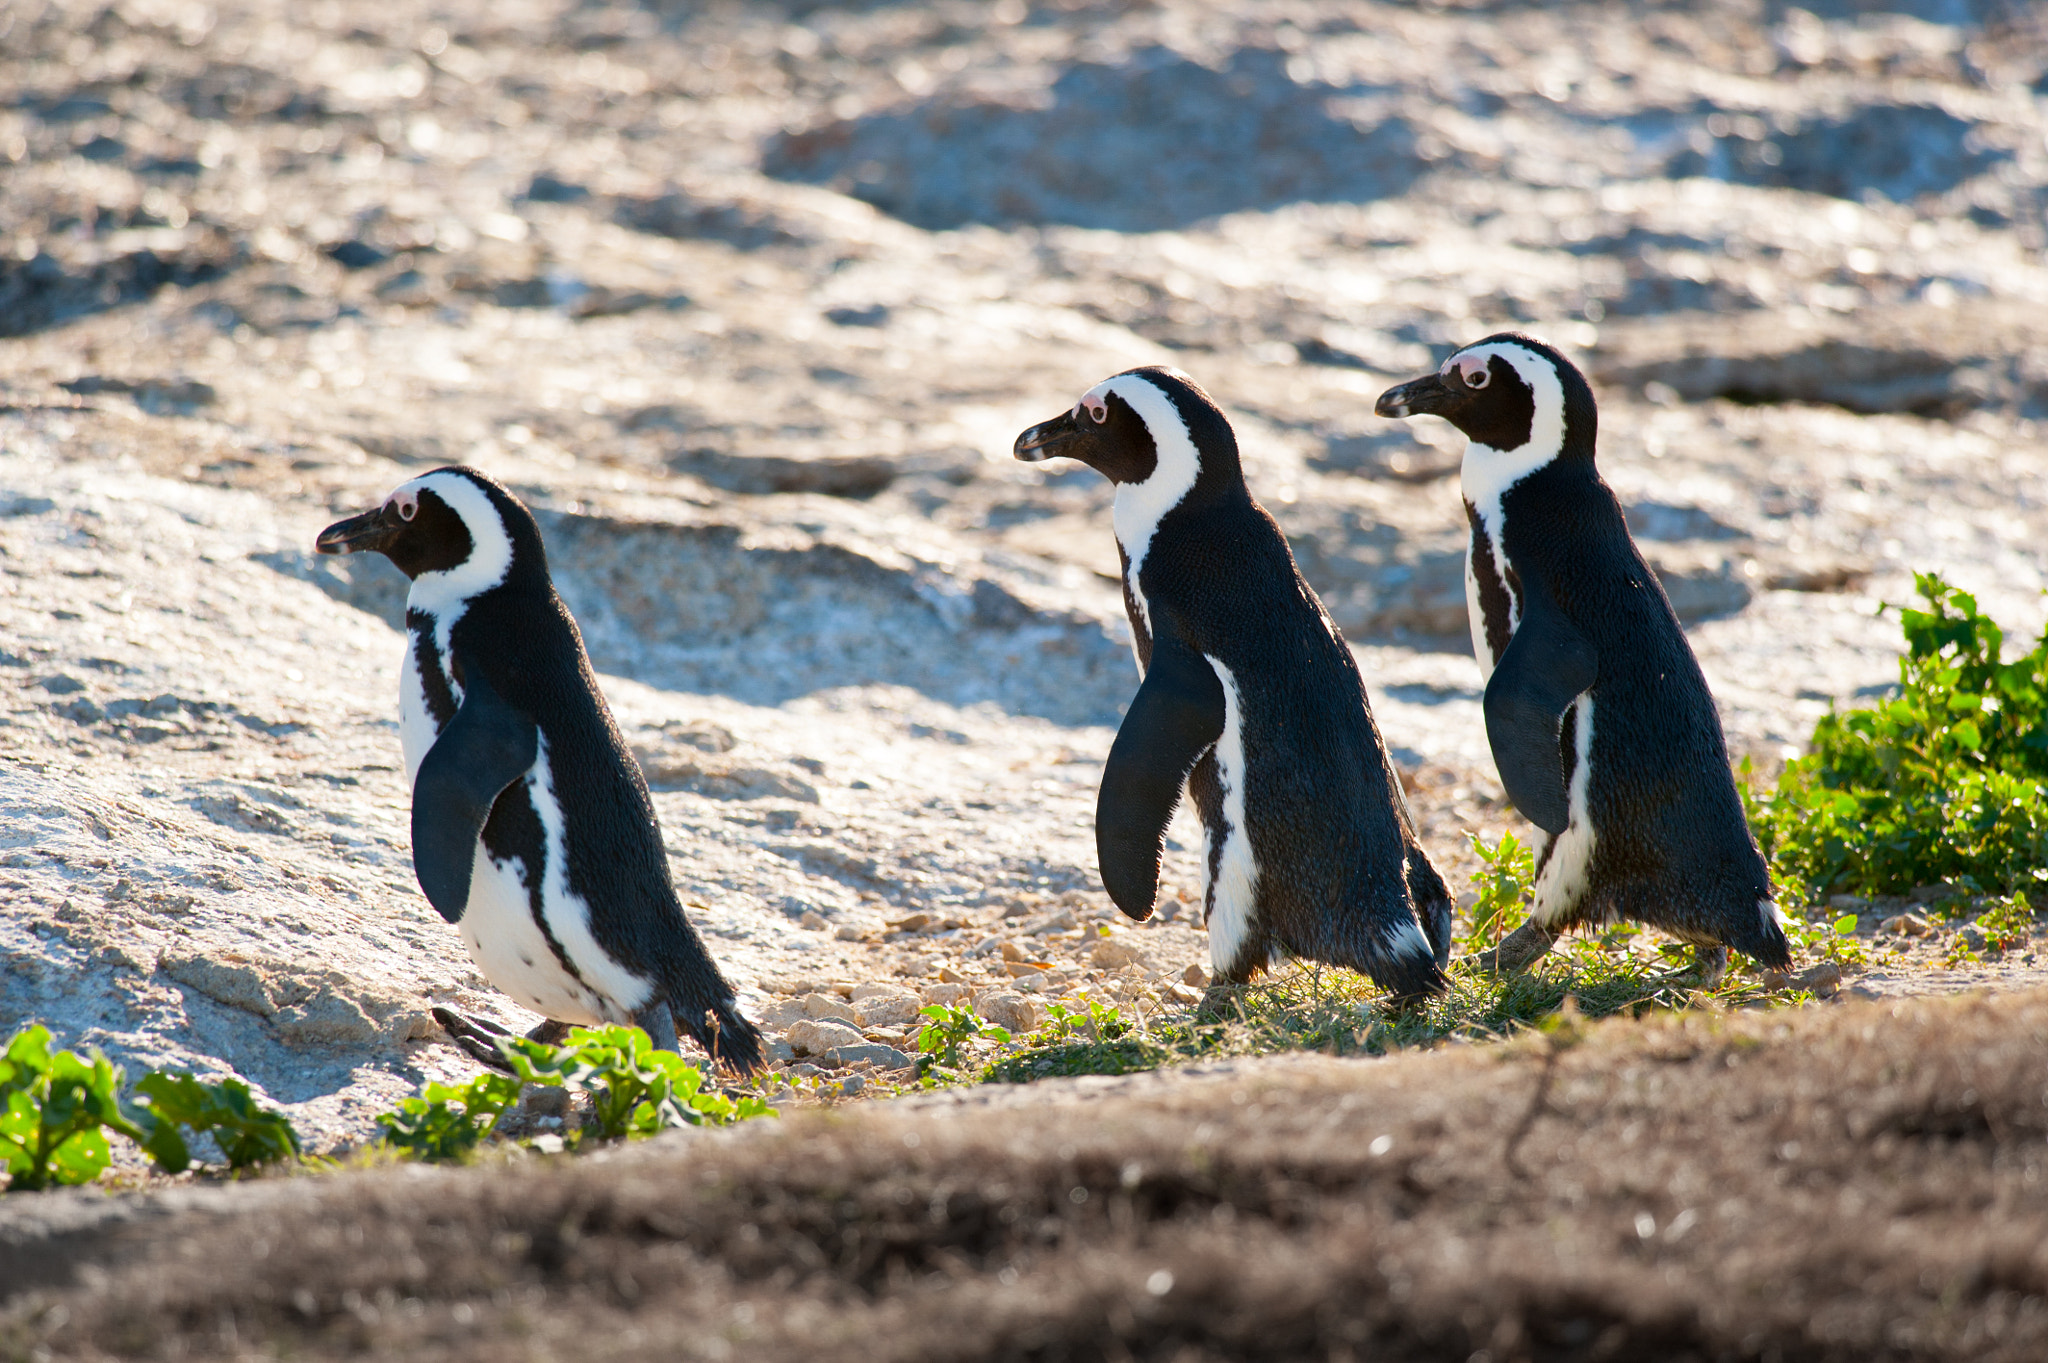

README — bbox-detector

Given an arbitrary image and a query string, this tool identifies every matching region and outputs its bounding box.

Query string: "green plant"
[498,1025,773,1140]
[0,1026,147,1191]
[1749,575,2048,900]
[914,1003,1011,1076]
[131,1072,300,1173]
[375,1071,523,1163]
[1460,831,1534,955]
[1975,892,2039,955]
[985,999,1164,1082]
[1778,910,1870,970]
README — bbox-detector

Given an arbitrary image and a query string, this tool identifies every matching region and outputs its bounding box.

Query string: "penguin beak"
[315,504,402,556]
[1013,410,1085,463]
[1375,373,1456,420]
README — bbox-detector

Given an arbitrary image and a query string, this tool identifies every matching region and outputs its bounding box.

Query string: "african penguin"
[316,467,764,1073]
[1375,334,1792,980]
[1014,367,1452,1001]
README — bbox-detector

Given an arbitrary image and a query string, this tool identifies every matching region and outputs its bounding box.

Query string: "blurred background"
[6,0,2048,737]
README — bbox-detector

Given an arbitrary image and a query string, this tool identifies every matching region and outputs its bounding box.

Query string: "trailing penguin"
[317,467,764,1072]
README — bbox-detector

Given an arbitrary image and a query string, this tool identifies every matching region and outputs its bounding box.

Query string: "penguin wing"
[411,660,538,923]
[1483,593,1598,836]
[1097,630,1225,921]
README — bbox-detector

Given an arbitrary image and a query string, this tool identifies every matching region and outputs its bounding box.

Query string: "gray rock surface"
[2,0,2047,1152]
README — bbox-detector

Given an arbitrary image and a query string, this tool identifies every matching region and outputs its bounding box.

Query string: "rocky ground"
[3,0,2048,1159]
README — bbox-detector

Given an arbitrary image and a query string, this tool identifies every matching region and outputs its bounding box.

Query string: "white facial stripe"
[400,471,515,652]
[1457,341,1569,557]
[1532,693,1598,927]
[1202,655,1261,977]
[1101,374,1202,672]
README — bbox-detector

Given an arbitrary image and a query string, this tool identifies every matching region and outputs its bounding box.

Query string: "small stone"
[1881,913,1934,938]
[519,1085,571,1118]
[765,1038,797,1064]
[978,990,1043,1034]
[799,911,830,931]
[999,941,1026,963]
[839,1073,866,1096]
[1959,926,1987,953]
[785,1016,865,1056]
[852,988,921,1028]
[1164,982,1202,1007]
[833,925,866,942]
[1826,894,1870,913]
[889,913,932,933]
[800,992,858,1024]
[826,1043,913,1073]
[936,966,969,984]
[923,982,971,1006]
[1182,963,1209,987]
[789,1063,822,1080]
[40,675,85,695]
[1796,961,1843,998]
[1092,939,1144,970]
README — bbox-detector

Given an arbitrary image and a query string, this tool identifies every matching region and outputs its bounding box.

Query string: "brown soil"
[6,986,2047,1362]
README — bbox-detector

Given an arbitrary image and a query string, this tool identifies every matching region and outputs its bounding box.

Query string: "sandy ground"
[2,0,2048,1158]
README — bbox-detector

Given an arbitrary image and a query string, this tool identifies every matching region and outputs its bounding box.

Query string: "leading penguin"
[1014,367,1452,1001]
[317,467,764,1073]
[1375,334,1792,980]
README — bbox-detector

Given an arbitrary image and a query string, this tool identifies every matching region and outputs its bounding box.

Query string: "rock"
[890,913,933,933]
[40,674,85,694]
[833,926,867,942]
[785,1017,865,1056]
[756,998,807,1029]
[519,1085,572,1119]
[1182,963,1209,987]
[1827,894,1872,913]
[851,988,921,1028]
[1164,983,1203,1006]
[838,1073,866,1095]
[826,1043,913,1073]
[998,941,1027,963]
[1798,962,1843,999]
[977,991,1043,1035]
[1881,913,1935,938]
[922,983,971,1006]
[765,1038,797,1065]
[1091,939,1145,970]
[800,992,859,1024]
[158,951,281,1017]
[799,911,830,931]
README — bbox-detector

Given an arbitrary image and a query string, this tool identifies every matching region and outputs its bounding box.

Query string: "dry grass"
[5,987,2048,1362]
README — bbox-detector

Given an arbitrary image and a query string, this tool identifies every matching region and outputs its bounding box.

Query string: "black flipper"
[1096,631,1225,921]
[411,660,538,923]
[1483,592,1597,835]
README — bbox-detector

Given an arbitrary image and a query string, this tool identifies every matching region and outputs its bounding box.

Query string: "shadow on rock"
[764,46,1429,231]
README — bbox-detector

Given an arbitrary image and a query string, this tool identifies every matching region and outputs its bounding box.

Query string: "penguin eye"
[1457,357,1491,390]
[391,491,419,522]
[1080,396,1108,424]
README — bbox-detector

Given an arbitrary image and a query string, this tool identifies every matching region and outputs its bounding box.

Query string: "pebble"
[1091,939,1144,970]
[1881,913,1935,938]
[827,1043,913,1072]
[800,992,859,1024]
[785,1016,865,1055]
[978,990,1044,1034]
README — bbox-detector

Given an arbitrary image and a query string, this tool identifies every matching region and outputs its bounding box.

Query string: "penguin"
[1375,334,1792,981]
[1014,367,1452,1001]
[316,467,764,1073]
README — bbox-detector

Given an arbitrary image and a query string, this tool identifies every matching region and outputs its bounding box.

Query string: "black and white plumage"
[316,467,764,1072]
[1376,334,1792,976]
[1015,367,1452,1000]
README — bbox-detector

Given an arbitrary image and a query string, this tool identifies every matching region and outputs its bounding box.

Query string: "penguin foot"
[432,1007,520,1073]
[1455,921,1559,977]
[1653,944,1729,991]
[1194,982,1247,1022]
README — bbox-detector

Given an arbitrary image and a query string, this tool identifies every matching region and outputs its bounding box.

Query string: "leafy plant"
[497,1025,773,1141]
[0,1026,147,1191]
[1975,892,2039,955]
[130,1072,300,1173]
[986,999,1164,1082]
[1461,831,1535,955]
[1748,575,2048,899]
[1777,910,1869,970]
[376,1071,523,1163]
[913,1003,1011,1075]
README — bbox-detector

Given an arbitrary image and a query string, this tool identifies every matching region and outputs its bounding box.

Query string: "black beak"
[1014,409,1084,463]
[315,504,400,556]
[1375,373,1456,420]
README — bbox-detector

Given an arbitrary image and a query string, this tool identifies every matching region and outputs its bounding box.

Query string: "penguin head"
[1373,333,1597,462]
[1012,366,1241,491]
[316,466,544,593]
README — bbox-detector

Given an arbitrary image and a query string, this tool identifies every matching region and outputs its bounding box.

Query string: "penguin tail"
[1365,915,1449,1004]
[1404,845,1456,970]
[1733,895,1794,971]
[668,978,767,1077]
